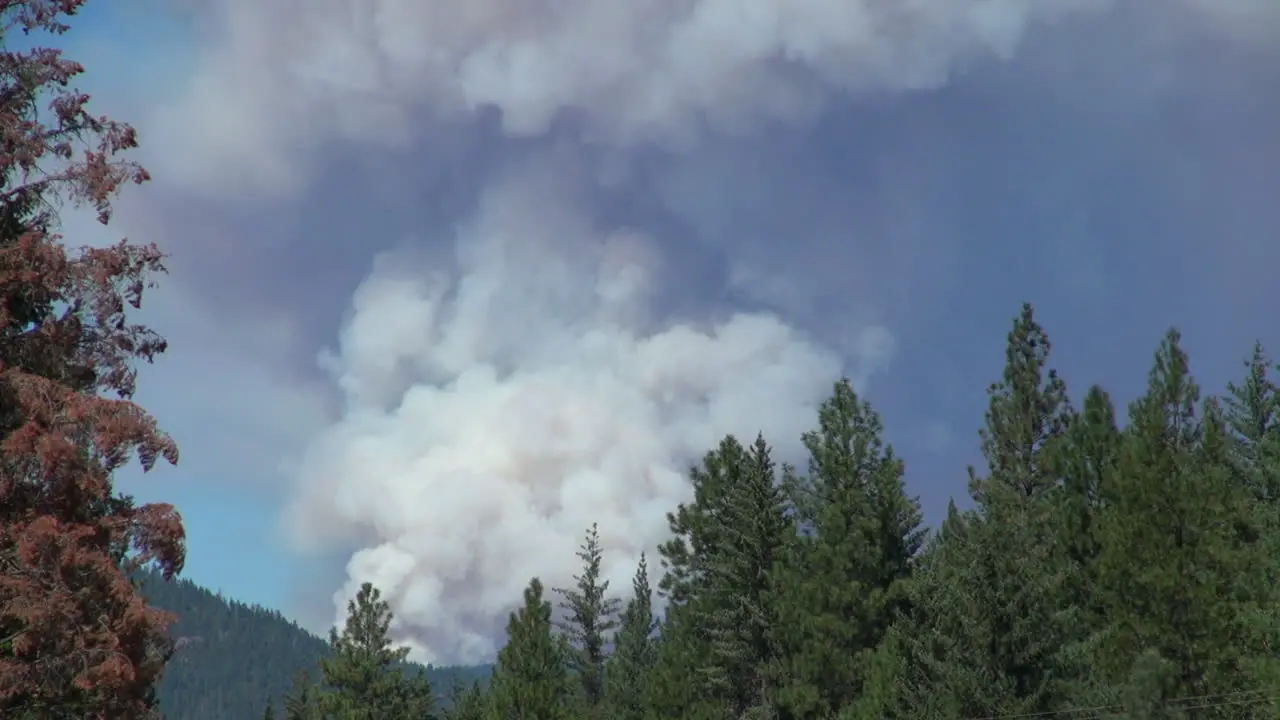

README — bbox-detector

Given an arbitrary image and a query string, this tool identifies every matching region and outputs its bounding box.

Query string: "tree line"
[3,1,1280,718]
[273,305,1280,720]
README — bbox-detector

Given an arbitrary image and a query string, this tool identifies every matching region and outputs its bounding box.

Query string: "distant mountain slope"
[139,572,491,719]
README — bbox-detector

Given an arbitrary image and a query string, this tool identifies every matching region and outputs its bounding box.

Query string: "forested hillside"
[137,572,491,719]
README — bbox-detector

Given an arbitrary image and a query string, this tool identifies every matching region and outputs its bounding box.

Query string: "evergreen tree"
[772,379,924,719]
[262,699,277,720]
[489,578,571,720]
[553,524,621,715]
[318,582,435,719]
[648,437,740,720]
[896,304,1080,718]
[1222,343,1280,702]
[1224,342,1280,506]
[970,302,1073,502]
[605,554,657,720]
[1092,330,1277,714]
[282,672,321,720]
[444,679,489,720]
[887,506,984,720]
[1052,385,1121,606]
[421,303,1280,720]
[1046,384,1123,705]
[642,613,718,720]
[653,434,791,718]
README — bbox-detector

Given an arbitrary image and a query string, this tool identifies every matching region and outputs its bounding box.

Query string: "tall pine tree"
[1224,342,1280,507]
[489,578,571,720]
[554,524,620,716]
[772,379,924,719]
[605,554,656,720]
[896,303,1081,718]
[652,434,791,719]
[1092,330,1277,714]
[318,582,435,720]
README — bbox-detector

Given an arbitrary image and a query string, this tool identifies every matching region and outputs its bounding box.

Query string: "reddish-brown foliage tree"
[0,1,185,717]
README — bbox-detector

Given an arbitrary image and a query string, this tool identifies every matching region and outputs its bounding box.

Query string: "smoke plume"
[285,155,851,662]
[140,0,1280,664]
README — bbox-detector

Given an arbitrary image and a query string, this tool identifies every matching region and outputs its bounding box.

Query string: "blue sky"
[43,0,1280,663]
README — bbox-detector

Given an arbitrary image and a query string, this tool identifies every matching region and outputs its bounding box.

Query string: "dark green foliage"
[1052,385,1120,604]
[317,582,436,719]
[138,571,488,719]
[443,679,489,720]
[554,523,621,715]
[970,302,1073,503]
[1090,330,1279,714]
[894,304,1084,718]
[604,554,656,720]
[489,577,572,720]
[71,301,1280,719]
[772,378,924,719]
[282,672,321,720]
[1225,342,1280,507]
[654,434,792,718]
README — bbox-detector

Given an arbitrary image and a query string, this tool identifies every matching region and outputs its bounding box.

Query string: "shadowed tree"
[281,671,321,720]
[0,1,185,717]
[443,678,488,720]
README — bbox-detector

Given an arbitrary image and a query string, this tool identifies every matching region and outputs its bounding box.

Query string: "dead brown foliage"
[0,1,185,717]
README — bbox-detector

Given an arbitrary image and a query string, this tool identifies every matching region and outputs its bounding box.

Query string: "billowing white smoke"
[159,0,1279,667]
[285,158,850,663]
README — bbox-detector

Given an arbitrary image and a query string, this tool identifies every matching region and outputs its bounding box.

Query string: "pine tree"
[605,554,656,720]
[772,379,924,719]
[1224,342,1280,506]
[970,302,1072,502]
[444,679,488,720]
[262,699,278,720]
[1045,384,1123,705]
[318,582,434,720]
[1092,330,1276,713]
[653,434,791,718]
[554,524,620,715]
[888,506,984,720]
[1052,385,1120,603]
[1222,343,1280,701]
[489,577,571,720]
[648,437,740,719]
[896,304,1080,718]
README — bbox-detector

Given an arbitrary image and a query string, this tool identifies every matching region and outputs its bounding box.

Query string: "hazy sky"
[53,0,1280,663]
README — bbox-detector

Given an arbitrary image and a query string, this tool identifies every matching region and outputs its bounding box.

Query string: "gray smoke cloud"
[153,0,1144,196]
[132,0,1280,663]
